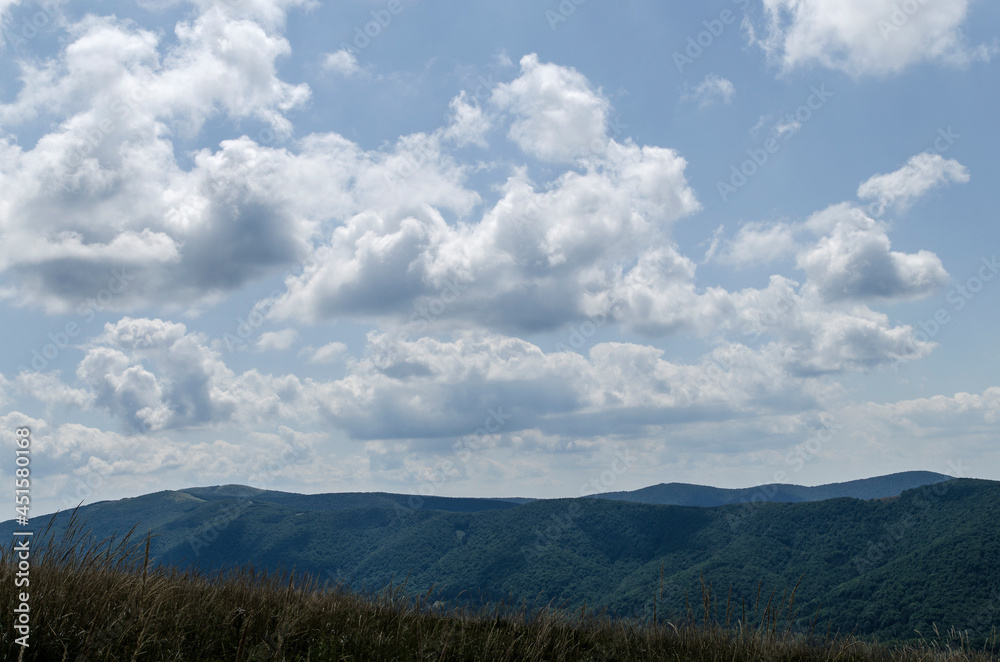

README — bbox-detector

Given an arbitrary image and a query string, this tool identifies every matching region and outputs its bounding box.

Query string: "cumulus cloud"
[75,317,302,433]
[2,1,994,509]
[740,291,933,375]
[269,135,701,332]
[796,203,949,302]
[1,44,706,330]
[0,5,312,313]
[857,152,970,214]
[683,74,735,108]
[24,310,927,444]
[490,53,610,162]
[304,330,832,441]
[712,193,950,303]
[753,0,992,77]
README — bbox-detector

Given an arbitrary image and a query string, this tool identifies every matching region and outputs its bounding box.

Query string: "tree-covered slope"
[4,478,997,644]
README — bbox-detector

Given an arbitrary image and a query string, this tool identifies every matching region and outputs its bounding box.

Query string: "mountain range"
[4,471,997,644]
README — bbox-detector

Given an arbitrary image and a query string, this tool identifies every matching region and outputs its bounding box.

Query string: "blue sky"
[1,0,998,515]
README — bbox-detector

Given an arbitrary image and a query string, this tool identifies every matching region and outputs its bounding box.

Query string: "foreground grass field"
[2,514,997,661]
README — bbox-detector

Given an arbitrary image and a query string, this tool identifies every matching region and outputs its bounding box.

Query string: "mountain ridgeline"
[4,472,997,645]
[593,471,954,506]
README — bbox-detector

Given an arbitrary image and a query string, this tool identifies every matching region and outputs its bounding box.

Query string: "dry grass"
[1,512,997,661]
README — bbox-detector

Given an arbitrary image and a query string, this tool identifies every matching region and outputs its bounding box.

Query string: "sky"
[1,0,998,516]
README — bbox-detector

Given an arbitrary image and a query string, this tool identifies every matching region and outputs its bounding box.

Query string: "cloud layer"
[1,0,992,513]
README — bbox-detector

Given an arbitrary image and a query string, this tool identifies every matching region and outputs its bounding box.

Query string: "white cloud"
[607,245,733,337]
[754,0,992,77]
[490,53,610,163]
[0,48,705,330]
[714,222,798,267]
[730,275,935,374]
[255,328,299,352]
[299,341,348,364]
[269,128,700,332]
[0,1,995,508]
[4,302,956,512]
[75,317,302,432]
[322,49,361,77]
[863,386,1000,426]
[684,74,735,108]
[796,203,949,302]
[857,152,970,214]
[5,415,324,514]
[15,371,95,410]
[776,117,801,137]
[0,6,313,313]
[187,0,315,33]
[442,90,492,148]
[160,7,311,136]
[304,330,829,442]
[17,307,924,446]
[493,48,514,69]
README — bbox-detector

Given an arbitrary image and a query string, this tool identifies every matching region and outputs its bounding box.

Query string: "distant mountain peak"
[181,484,266,498]
[592,470,954,507]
